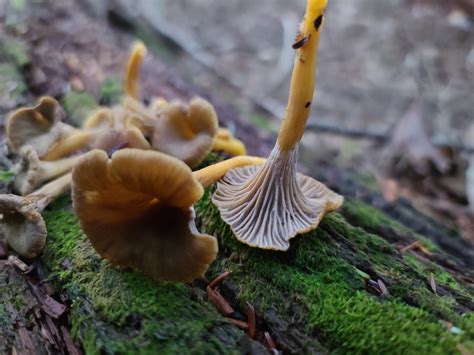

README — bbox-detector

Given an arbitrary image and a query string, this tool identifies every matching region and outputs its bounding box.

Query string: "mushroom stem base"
[212,143,343,250]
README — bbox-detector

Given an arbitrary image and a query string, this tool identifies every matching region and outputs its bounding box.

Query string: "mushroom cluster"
[0,0,343,283]
[0,39,254,280]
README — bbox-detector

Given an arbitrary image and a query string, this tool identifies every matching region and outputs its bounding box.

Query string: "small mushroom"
[213,128,247,156]
[43,125,151,160]
[82,107,115,130]
[12,145,81,195]
[212,0,343,250]
[151,98,219,168]
[124,41,147,100]
[0,174,72,258]
[6,97,77,158]
[72,149,265,282]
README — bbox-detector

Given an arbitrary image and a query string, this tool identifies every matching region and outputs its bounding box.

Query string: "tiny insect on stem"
[292,36,309,49]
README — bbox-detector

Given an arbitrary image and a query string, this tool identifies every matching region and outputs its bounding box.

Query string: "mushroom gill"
[212,0,343,251]
[151,98,219,168]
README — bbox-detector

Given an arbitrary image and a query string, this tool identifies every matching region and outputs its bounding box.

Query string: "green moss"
[0,169,14,183]
[0,169,14,193]
[0,37,29,68]
[37,167,473,353]
[42,202,257,354]
[61,91,98,126]
[99,77,122,105]
[248,113,276,132]
[196,188,474,354]
[0,63,27,108]
[342,198,439,253]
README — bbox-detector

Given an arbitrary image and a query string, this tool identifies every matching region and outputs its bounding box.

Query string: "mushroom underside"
[78,204,217,282]
[72,149,218,282]
[212,144,343,251]
[0,195,47,258]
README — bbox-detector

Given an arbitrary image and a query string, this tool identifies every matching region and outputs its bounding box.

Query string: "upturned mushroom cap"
[212,0,343,250]
[212,145,343,250]
[152,98,219,168]
[6,96,65,157]
[213,128,247,156]
[0,194,47,258]
[72,149,218,282]
[0,173,72,258]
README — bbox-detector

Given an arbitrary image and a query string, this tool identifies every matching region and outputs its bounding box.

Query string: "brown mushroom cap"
[151,98,218,168]
[0,173,72,258]
[72,149,218,282]
[6,96,65,157]
[0,194,47,258]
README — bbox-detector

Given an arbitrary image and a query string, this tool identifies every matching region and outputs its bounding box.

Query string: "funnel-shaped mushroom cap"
[72,149,218,282]
[6,97,64,157]
[0,195,47,258]
[212,145,343,251]
[152,98,218,168]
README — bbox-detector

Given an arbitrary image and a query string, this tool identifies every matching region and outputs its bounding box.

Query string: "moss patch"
[37,176,473,353]
[99,77,122,106]
[196,188,474,354]
[61,91,98,126]
[42,202,263,354]
[0,63,27,110]
[0,37,29,68]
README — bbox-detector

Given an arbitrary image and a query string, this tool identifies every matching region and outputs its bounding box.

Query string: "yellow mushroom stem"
[13,146,82,195]
[124,41,147,99]
[277,0,325,152]
[0,173,72,258]
[212,136,247,156]
[193,156,266,188]
[29,173,72,210]
[44,128,150,161]
[44,131,93,160]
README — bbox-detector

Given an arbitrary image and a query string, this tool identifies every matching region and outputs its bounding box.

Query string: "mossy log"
[1,176,473,354]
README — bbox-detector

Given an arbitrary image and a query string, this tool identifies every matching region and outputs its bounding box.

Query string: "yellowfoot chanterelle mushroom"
[0,174,72,258]
[212,0,344,251]
[72,149,265,282]
[6,96,77,158]
[122,41,247,162]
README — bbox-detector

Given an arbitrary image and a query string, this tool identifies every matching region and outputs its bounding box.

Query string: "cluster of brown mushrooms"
[0,0,342,282]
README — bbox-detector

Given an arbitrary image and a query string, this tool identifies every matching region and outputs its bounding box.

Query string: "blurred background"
[0,0,473,258]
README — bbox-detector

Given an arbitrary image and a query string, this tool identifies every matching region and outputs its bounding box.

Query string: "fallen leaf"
[429,273,438,294]
[209,271,230,289]
[226,318,248,330]
[207,286,234,316]
[377,280,390,297]
[247,302,256,339]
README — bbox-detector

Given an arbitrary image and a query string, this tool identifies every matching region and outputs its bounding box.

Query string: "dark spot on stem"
[305,102,311,108]
[292,36,309,49]
[314,15,323,31]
